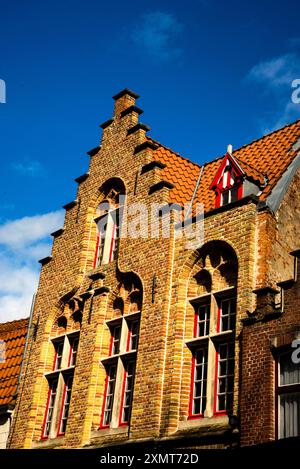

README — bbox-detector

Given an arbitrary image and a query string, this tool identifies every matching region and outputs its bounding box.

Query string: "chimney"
[112,88,139,118]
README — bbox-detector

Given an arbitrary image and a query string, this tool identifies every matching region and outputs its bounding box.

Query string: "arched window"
[93,181,125,268]
[186,242,238,419]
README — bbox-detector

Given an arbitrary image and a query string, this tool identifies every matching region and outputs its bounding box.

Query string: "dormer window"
[209,146,244,209]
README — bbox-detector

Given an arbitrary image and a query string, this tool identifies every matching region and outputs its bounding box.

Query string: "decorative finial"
[227,144,233,154]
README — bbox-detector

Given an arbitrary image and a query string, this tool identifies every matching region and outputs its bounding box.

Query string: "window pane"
[54,341,64,370]
[102,364,117,426]
[231,187,239,203]
[222,191,229,206]
[279,353,300,386]
[69,336,79,367]
[280,393,300,438]
[216,342,235,413]
[220,298,236,332]
[121,361,136,424]
[195,303,210,337]
[59,375,73,435]
[111,325,121,355]
[43,379,58,437]
[128,320,140,351]
[191,348,208,416]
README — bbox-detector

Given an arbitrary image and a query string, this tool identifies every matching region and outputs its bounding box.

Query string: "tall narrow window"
[110,324,121,356]
[101,365,117,427]
[93,182,125,268]
[42,379,58,438]
[194,302,210,337]
[218,297,236,332]
[278,351,300,438]
[58,375,74,435]
[215,342,235,413]
[127,320,140,351]
[190,348,208,417]
[120,361,136,425]
[42,330,80,439]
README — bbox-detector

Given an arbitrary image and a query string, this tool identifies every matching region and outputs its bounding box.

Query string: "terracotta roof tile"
[148,119,300,213]
[0,318,29,407]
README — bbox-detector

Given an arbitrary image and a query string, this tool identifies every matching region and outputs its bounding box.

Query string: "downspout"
[185,164,205,220]
[16,293,36,397]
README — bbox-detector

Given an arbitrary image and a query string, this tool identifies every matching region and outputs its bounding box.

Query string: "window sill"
[32,436,65,449]
[90,425,129,440]
[178,414,231,435]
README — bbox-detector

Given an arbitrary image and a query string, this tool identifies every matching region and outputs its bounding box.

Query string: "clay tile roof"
[0,318,29,407]
[148,119,300,213]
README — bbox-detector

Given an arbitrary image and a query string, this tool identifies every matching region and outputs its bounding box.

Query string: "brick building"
[0,318,28,448]
[8,89,300,450]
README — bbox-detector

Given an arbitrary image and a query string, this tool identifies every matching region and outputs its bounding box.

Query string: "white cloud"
[0,210,64,323]
[131,11,183,61]
[248,54,300,88]
[0,211,64,249]
[246,52,300,132]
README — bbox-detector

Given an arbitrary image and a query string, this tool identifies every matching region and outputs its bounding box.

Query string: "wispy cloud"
[0,210,64,322]
[246,51,300,132]
[11,159,45,176]
[131,11,183,61]
[247,53,300,88]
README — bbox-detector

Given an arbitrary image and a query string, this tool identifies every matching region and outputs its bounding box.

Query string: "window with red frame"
[127,320,139,351]
[110,324,121,355]
[100,313,140,429]
[215,342,235,413]
[58,374,74,435]
[194,302,210,337]
[93,200,123,268]
[188,282,237,419]
[120,361,136,424]
[102,364,117,427]
[94,215,108,268]
[218,297,236,332]
[69,336,79,366]
[42,378,58,438]
[53,340,64,370]
[42,332,79,439]
[190,348,208,417]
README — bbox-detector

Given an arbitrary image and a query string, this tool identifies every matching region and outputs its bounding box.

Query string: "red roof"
[148,119,300,213]
[0,318,29,407]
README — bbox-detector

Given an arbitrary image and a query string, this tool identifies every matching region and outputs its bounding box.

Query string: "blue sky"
[0,0,300,321]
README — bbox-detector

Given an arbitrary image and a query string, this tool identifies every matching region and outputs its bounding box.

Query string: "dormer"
[209,145,244,208]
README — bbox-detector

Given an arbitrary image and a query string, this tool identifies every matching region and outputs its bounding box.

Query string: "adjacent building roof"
[149,119,300,213]
[0,318,29,407]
